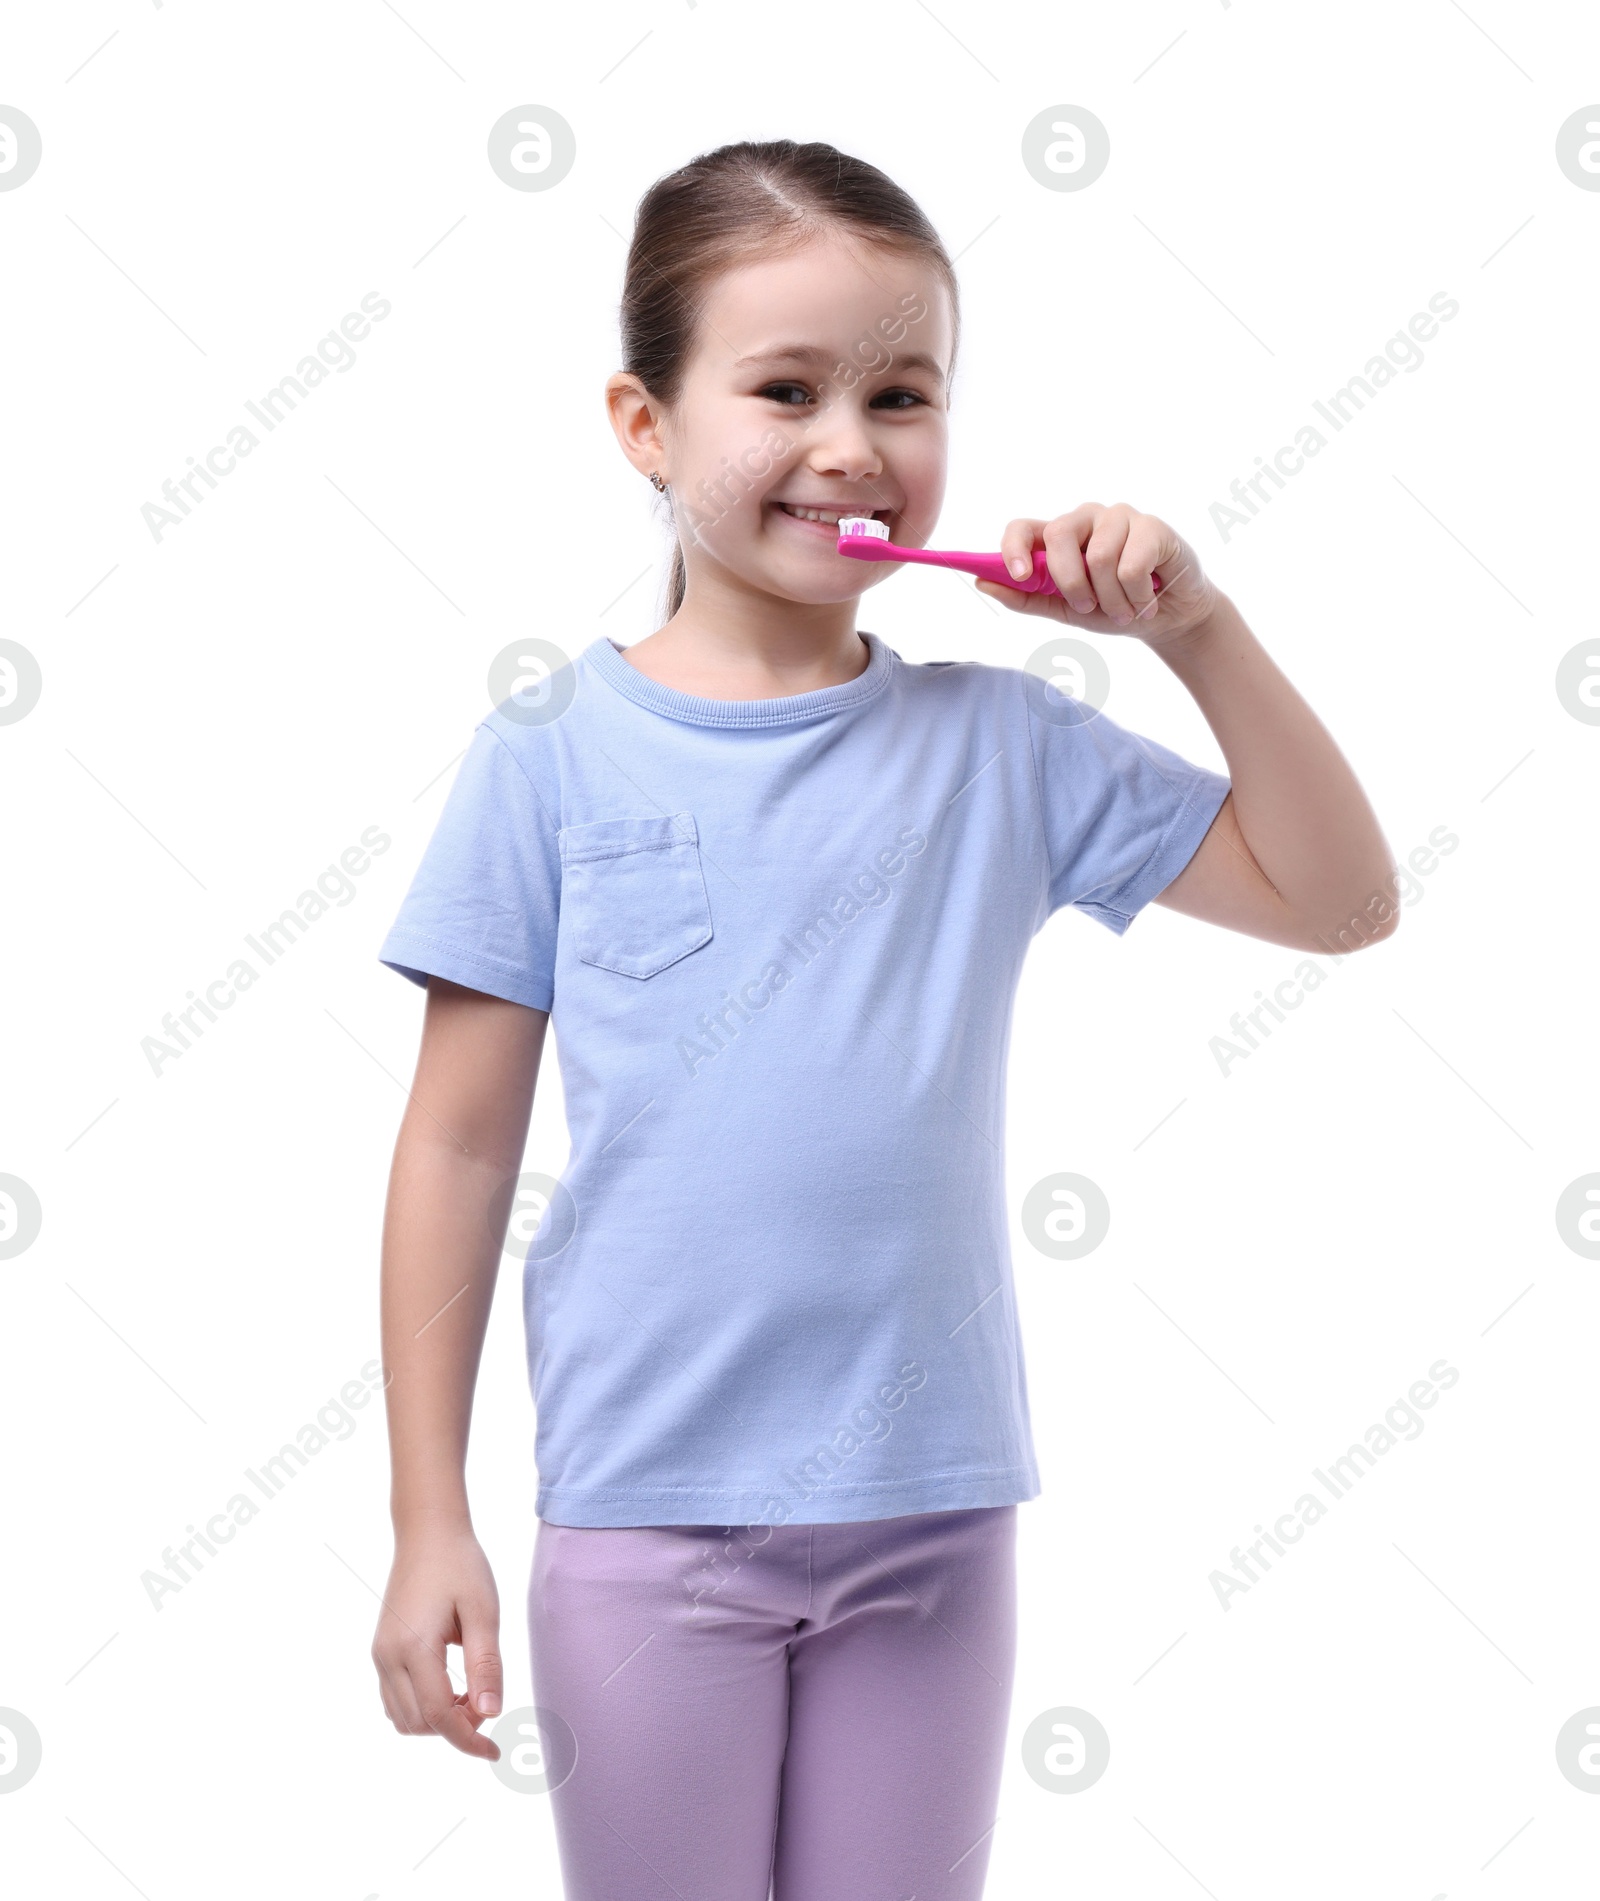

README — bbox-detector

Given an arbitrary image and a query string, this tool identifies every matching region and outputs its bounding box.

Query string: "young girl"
[370,139,1396,1899]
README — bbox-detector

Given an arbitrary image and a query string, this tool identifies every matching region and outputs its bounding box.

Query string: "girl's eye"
[756,382,930,410]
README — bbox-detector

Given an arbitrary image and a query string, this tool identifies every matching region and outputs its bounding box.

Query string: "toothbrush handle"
[903,546,1163,598]
[840,536,1164,599]
[959,549,1061,595]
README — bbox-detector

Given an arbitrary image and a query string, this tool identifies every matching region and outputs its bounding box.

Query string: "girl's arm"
[982,502,1398,952]
[371,976,547,1760]
[1148,594,1397,952]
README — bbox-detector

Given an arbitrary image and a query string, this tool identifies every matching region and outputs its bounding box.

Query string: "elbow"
[1355,908,1401,950]
[1296,889,1403,956]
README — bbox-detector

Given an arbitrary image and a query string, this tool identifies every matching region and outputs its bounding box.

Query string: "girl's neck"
[619,594,871,703]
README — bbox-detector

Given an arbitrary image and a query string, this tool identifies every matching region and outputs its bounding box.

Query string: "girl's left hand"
[975,502,1220,647]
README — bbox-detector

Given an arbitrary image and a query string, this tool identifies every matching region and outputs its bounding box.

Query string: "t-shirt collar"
[583,631,894,729]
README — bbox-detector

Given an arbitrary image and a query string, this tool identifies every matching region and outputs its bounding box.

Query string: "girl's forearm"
[379,983,545,1541]
[1153,592,1397,942]
[380,1126,508,1537]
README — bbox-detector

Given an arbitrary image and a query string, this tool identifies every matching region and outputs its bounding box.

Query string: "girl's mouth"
[770,501,892,539]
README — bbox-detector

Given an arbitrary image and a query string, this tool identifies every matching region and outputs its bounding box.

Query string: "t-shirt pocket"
[558,813,714,979]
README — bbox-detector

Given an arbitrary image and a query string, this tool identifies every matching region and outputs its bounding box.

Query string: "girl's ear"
[605,372,669,481]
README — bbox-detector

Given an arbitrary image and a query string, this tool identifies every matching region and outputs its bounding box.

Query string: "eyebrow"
[732,343,947,379]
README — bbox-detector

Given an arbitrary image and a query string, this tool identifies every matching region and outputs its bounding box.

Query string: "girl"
[370,139,1396,1899]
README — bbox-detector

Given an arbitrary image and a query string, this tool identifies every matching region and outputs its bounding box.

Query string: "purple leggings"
[526,1504,1018,1900]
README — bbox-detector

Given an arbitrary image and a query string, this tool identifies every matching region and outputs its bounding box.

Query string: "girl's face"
[624,228,953,608]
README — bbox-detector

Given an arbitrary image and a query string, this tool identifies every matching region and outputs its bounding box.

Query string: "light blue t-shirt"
[379,633,1230,1528]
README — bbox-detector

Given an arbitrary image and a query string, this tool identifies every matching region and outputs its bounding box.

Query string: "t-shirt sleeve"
[378,717,560,1011]
[1022,673,1231,936]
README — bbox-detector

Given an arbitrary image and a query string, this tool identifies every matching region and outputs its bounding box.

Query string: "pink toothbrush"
[835,516,1162,599]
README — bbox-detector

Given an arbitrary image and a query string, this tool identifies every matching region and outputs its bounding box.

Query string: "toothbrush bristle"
[838,515,890,540]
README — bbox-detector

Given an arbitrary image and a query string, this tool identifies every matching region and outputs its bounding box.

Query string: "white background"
[3,3,1597,1897]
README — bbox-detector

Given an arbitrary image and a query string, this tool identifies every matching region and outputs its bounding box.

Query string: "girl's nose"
[803,415,883,482]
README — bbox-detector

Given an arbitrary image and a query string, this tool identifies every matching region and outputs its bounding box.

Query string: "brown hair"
[617,139,959,618]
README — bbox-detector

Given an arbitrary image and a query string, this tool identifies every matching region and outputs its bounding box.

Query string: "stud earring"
[648,471,668,492]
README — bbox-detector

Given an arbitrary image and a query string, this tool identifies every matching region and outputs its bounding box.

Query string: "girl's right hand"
[370,1521,504,1760]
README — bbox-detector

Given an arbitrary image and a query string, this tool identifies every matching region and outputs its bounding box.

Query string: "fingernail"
[478,1692,500,1715]
[1009,556,1028,578]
